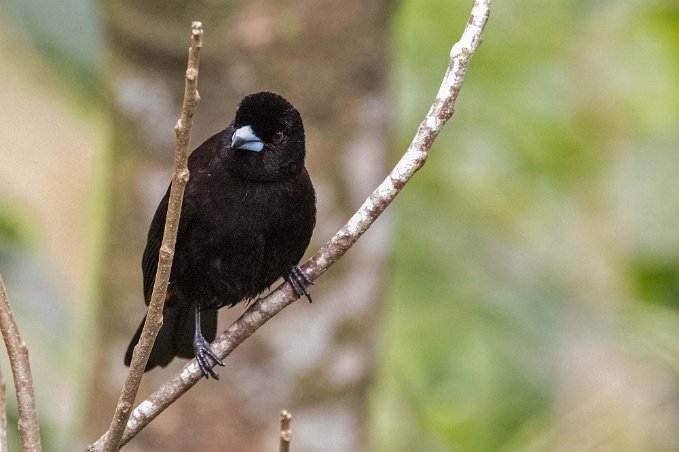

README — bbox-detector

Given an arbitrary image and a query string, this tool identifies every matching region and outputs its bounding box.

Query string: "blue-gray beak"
[231,125,264,152]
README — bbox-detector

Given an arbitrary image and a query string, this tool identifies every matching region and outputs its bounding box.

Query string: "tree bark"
[0,275,40,451]
[88,1,392,450]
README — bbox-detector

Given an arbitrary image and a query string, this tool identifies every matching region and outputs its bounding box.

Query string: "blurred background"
[0,0,678,450]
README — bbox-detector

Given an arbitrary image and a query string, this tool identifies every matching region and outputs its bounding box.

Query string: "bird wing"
[141,186,171,305]
[140,132,224,305]
[141,185,196,305]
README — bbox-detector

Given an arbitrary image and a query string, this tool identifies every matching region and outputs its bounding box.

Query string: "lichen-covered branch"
[99,21,203,452]
[90,1,491,448]
[0,274,40,451]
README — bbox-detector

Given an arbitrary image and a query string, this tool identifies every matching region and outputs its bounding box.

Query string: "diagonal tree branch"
[0,274,41,451]
[100,21,203,452]
[89,0,491,448]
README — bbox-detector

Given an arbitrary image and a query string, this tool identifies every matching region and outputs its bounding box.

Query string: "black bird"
[125,92,316,379]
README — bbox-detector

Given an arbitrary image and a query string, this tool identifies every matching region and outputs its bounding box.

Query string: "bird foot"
[286,266,313,303]
[193,335,225,380]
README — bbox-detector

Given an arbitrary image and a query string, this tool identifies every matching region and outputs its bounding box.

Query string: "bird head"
[224,92,306,182]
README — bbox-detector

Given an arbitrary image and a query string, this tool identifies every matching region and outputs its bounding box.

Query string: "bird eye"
[272,131,285,144]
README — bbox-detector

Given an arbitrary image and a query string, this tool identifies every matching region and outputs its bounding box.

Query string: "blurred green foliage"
[373,0,679,450]
[0,0,104,449]
[2,0,102,90]
[0,199,39,251]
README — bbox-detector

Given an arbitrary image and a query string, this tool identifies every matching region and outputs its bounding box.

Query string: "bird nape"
[125,92,317,380]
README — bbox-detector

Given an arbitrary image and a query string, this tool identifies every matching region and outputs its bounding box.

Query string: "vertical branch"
[100,21,204,452]
[0,274,40,451]
[279,410,292,452]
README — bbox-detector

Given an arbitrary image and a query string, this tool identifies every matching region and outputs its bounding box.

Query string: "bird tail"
[124,304,218,371]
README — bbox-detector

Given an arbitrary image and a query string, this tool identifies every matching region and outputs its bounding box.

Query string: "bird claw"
[286,266,313,303]
[193,335,225,380]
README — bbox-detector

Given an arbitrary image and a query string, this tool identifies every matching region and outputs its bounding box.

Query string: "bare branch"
[100,21,204,452]
[279,410,292,452]
[0,274,40,451]
[90,0,491,447]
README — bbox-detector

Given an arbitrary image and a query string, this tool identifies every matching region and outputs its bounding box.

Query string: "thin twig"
[0,274,40,451]
[100,21,203,452]
[279,410,292,452]
[89,1,491,448]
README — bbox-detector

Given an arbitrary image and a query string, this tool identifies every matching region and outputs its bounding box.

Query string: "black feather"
[125,92,316,372]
